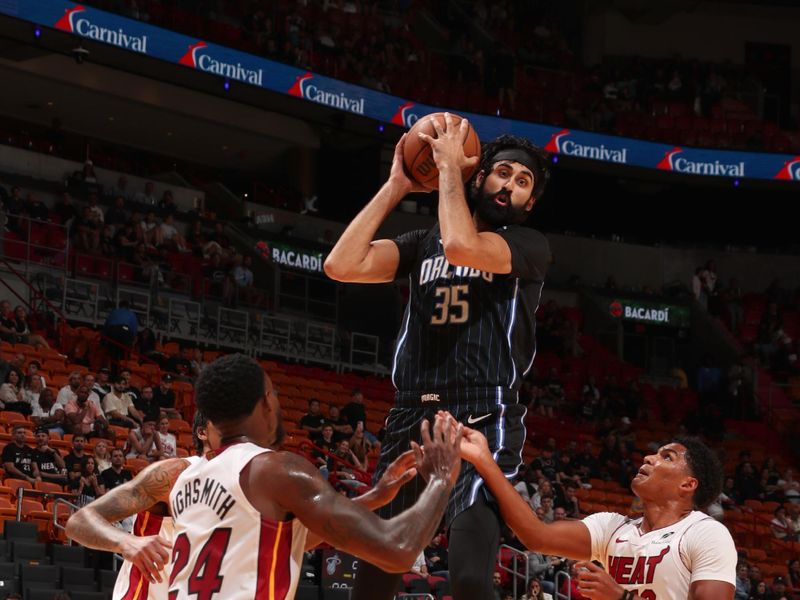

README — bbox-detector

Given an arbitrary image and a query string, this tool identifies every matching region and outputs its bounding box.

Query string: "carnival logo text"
[544,129,628,163]
[179,41,263,85]
[55,5,148,53]
[289,72,365,115]
[657,147,744,177]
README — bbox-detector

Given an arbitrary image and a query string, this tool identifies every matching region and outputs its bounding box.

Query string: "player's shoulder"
[582,510,635,531]
[682,513,734,544]
[497,224,549,247]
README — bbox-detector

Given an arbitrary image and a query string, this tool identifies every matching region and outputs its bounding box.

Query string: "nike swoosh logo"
[467,414,492,425]
[615,538,628,543]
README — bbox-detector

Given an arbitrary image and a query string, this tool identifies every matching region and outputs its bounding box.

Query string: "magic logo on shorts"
[288,72,365,115]
[657,147,745,177]
[774,156,800,181]
[179,41,263,85]
[544,129,628,163]
[390,102,420,127]
[55,4,149,53]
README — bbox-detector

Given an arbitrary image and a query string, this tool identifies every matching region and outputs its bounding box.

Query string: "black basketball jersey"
[391,223,549,404]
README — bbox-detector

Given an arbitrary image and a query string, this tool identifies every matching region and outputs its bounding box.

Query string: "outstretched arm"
[459,424,592,560]
[304,449,418,550]
[252,416,460,573]
[324,135,429,283]
[65,457,190,582]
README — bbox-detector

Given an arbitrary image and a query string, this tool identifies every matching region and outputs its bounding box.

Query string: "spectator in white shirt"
[156,416,177,458]
[56,371,82,406]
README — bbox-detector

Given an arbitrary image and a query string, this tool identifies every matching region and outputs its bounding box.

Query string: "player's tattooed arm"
[66,458,189,552]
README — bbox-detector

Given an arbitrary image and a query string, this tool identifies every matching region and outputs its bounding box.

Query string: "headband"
[490,148,541,176]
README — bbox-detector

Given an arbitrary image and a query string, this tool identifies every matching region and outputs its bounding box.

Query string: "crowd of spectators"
[1,172,267,308]
[89,0,797,153]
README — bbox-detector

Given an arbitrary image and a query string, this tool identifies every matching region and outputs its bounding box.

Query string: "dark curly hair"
[672,436,722,510]
[192,410,208,456]
[472,134,551,202]
[195,353,265,423]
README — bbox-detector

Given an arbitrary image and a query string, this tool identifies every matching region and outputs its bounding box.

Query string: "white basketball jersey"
[583,511,737,600]
[113,456,203,600]
[168,442,308,600]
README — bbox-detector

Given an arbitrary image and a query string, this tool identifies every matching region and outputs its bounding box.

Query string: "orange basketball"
[403,112,481,190]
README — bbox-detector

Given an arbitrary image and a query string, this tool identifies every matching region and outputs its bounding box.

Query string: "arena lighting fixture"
[551,155,559,164]
[33,26,41,39]
[223,80,231,91]
[733,179,741,187]
[377,124,384,133]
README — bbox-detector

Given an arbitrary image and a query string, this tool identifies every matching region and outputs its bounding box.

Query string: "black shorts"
[373,401,527,526]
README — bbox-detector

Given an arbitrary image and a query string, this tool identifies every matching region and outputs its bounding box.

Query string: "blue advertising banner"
[3,0,799,183]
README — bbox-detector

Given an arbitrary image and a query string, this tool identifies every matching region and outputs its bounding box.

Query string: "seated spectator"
[99,448,133,491]
[105,196,129,230]
[0,368,30,413]
[25,360,47,389]
[114,221,139,261]
[561,483,582,519]
[341,388,381,450]
[64,434,88,483]
[87,193,104,224]
[73,206,100,251]
[57,371,81,406]
[11,306,50,349]
[349,421,374,466]
[125,420,163,461]
[788,559,800,590]
[539,495,555,523]
[33,427,67,485]
[328,439,368,496]
[53,191,78,224]
[159,214,188,251]
[65,385,112,439]
[158,190,177,215]
[102,376,142,428]
[735,563,751,600]
[2,425,41,484]
[531,446,557,481]
[134,385,162,424]
[152,375,180,419]
[748,580,769,600]
[541,368,564,417]
[92,367,113,399]
[778,468,800,503]
[189,348,207,378]
[771,506,794,541]
[135,181,158,206]
[423,533,449,576]
[93,439,112,472]
[230,254,258,304]
[30,388,66,436]
[69,456,104,503]
[299,398,326,435]
[81,374,104,412]
[22,192,49,222]
[613,416,636,451]
[140,211,162,247]
[772,576,788,599]
[156,417,177,458]
[166,346,193,379]
[312,424,336,476]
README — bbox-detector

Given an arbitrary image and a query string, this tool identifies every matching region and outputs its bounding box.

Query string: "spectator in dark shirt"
[2,425,41,483]
[424,533,449,575]
[99,448,133,491]
[53,192,78,225]
[531,446,557,481]
[74,206,100,251]
[166,346,193,379]
[93,367,113,400]
[68,456,104,501]
[328,404,353,441]
[103,300,138,359]
[299,398,326,434]
[64,434,89,485]
[105,197,129,230]
[114,222,139,261]
[134,385,162,423]
[32,427,67,485]
[152,375,180,419]
[341,388,367,429]
[22,193,49,222]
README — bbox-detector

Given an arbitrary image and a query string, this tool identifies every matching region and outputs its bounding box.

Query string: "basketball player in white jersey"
[110,411,211,600]
[457,417,736,600]
[67,353,463,600]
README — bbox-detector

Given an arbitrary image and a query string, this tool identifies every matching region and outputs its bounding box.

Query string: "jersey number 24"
[168,528,232,600]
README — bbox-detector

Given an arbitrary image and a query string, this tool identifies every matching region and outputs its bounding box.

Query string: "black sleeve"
[392,229,428,279]
[1,445,13,464]
[496,226,550,280]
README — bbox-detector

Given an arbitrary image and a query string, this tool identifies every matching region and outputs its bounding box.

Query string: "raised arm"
[65,457,190,582]
[324,135,428,283]
[252,416,460,573]
[459,424,592,560]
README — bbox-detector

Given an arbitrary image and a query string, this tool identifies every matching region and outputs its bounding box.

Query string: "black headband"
[490,149,540,176]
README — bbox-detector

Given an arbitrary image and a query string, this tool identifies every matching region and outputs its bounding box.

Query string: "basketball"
[403,112,481,190]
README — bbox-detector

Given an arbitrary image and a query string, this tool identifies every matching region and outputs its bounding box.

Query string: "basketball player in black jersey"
[325,113,550,600]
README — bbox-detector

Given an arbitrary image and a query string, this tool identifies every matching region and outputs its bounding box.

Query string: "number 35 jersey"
[391,224,549,401]
[168,443,308,600]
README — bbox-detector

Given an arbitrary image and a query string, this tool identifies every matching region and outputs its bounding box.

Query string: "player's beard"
[469,178,529,227]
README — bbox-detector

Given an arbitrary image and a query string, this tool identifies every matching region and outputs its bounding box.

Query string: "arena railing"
[497,543,531,599]
[555,569,573,600]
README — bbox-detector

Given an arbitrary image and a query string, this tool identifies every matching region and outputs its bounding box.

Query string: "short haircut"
[308,398,319,406]
[111,448,124,457]
[12,425,25,433]
[193,410,207,456]
[673,435,723,510]
[195,353,265,423]
[475,134,550,202]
